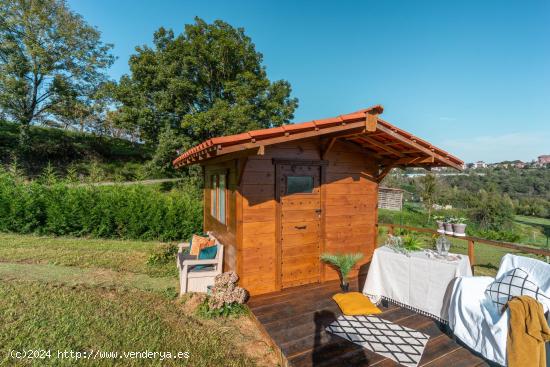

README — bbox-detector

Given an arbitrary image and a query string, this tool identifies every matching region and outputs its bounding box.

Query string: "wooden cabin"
[378,187,404,211]
[173,105,463,295]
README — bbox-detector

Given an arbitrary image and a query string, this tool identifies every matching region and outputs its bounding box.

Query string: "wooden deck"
[248,279,488,367]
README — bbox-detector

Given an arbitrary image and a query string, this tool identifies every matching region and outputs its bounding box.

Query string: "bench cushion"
[194,245,218,271]
[190,234,215,256]
[333,292,382,316]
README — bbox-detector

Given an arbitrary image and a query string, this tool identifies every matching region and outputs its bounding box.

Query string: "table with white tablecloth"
[362,246,472,323]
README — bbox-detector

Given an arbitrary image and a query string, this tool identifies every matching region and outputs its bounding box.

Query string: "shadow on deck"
[248,279,488,367]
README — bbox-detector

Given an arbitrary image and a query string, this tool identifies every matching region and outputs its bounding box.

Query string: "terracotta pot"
[444,222,454,235]
[453,223,467,237]
[436,221,445,234]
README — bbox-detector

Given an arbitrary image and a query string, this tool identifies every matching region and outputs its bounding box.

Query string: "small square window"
[287,176,314,194]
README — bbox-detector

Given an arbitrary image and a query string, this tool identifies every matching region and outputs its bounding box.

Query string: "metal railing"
[378,223,550,273]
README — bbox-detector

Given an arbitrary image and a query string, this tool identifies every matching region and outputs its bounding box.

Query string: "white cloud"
[441,132,550,163]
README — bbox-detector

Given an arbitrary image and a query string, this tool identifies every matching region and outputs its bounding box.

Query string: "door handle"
[315,209,322,214]
[295,225,307,230]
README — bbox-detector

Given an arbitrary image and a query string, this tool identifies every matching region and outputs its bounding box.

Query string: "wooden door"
[277,163,322,289]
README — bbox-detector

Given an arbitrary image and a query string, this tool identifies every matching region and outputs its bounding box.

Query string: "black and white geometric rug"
[326,315,429,367]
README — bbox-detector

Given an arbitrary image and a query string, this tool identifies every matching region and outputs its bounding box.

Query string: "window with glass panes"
[210,174,226,224]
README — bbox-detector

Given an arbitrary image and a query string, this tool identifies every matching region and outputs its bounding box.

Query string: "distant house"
[473,161,487,169]
[173,105,463,295]
[491,160,525,169]
[538,155,550,167]
[378,187,403,211]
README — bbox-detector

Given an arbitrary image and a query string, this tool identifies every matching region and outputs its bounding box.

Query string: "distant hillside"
[0,121,152,178]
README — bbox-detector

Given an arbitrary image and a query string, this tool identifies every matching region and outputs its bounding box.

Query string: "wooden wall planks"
[198,138,379,295]
[237,138,379,295]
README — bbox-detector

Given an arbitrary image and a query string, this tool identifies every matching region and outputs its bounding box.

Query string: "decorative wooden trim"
[274,162,282,291]
[321,137,337,160]
[202,165,207,233]
[272,159,329,166]
[197,146,264,167]
[365,113,378,132]
[237,157,249,186]
[235,159,244,284]
[219,121,366,156]
[376,163,397,182]
[360,136,404,157]
[376,124,462,170]
[319,164,327,282]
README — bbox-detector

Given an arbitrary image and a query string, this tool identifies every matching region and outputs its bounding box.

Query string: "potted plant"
[452,217,467,237]
[320,252,363,292]
[444,217,454,235]
[433,215,445,234]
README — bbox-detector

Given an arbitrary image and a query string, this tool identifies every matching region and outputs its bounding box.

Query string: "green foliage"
[147,243,179,266]
[0,120,151,176]
[113,17,298,169]
[0,0,114,132]
[196,299,248,319]
[0,168,202,241]
[476,229,521,243]
[320,252,363,282]
[402,235,423,251]
[145,125,185,177]
[417,174,438,219]
[470,189,516,231]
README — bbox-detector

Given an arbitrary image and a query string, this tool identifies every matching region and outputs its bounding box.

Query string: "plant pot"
[340,282,350,292]
[452,223,466,237]
[444,222,454,235]
[436,221,445,234]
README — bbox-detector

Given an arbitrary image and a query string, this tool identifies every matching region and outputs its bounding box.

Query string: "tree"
[113,17,298,150]
[0,0,114,147]
[471,188,516,231]
[417,174,438,221]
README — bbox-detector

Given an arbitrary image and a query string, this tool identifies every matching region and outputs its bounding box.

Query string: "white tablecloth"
[363,246,472,323]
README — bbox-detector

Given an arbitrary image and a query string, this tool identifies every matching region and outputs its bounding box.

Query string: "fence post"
[389,224,394,236]
[468,240,475,274]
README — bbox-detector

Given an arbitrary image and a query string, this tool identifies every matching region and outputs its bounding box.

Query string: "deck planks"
[249,278,488,367]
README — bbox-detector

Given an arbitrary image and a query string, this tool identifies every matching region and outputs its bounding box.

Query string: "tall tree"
[113,17,298,149]
[417,174,438,221]
[0,0,114,146]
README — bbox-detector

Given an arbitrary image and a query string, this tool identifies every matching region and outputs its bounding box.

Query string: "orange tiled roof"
[173,105,463,170]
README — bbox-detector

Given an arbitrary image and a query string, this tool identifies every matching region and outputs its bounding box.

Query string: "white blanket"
[448,254,550,366]
[363,246,472,322]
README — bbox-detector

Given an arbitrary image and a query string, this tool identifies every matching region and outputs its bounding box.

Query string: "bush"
[147,243,179,266]
[0,168,202,241]
[470,189,516,231]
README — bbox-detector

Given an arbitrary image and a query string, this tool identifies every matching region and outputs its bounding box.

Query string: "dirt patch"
[232,315,280,367]
[176,294,279,366]
[179,292,207,313]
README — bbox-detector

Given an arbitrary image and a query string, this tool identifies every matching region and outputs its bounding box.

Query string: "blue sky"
[68,0,550,163]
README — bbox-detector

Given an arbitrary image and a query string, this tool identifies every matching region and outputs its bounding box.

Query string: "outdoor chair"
[177,233,224,294]
[448,254,550,366]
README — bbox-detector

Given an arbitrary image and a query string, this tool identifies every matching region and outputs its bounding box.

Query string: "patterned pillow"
[486,267,550,310]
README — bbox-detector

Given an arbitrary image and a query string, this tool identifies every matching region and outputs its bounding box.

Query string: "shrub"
[147,243,179,266]
[0,168,202,241]
[470,189,516,231]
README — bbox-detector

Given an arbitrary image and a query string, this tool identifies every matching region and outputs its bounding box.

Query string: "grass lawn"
[0,233,276,366]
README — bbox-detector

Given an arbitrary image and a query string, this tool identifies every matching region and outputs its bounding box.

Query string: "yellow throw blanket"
[506,296,550,367]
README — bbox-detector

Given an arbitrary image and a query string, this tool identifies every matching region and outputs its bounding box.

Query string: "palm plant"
[320,252,363,291]
[402,235,423,251]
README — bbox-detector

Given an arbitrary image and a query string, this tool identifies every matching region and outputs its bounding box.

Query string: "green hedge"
[0,170,202,241]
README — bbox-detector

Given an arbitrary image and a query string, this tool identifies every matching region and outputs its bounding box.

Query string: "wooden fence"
[378,223,550,273]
